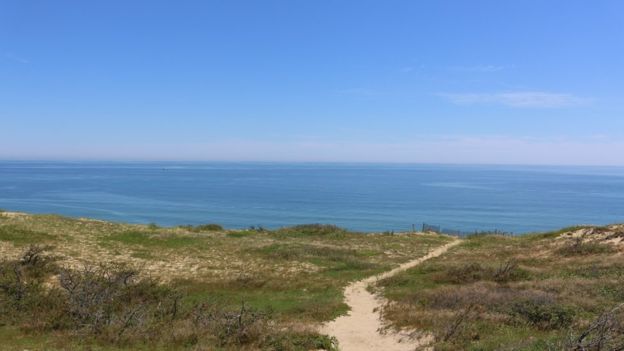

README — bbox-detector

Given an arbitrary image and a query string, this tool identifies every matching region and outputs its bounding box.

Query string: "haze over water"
[1,161,623,234]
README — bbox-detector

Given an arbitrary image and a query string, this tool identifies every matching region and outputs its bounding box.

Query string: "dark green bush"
[274,224,354,237]
[179,223,224,232]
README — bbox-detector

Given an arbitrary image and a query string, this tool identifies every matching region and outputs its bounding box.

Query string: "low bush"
[556,238,616,256]
[274,224,353,237]
[510,297,574,330]
[440,263,487,284]
[191,301,269,347]
[59,263,181,340]
[434,260,529,284]
[179,223,224,232]
[0,245,64,329]
[568,303,624,350]
[147,222,160,230]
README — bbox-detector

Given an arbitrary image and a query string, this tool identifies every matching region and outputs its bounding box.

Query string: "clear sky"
[1,1,623,165]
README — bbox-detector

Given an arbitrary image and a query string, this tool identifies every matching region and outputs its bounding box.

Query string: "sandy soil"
[321,239,461,351]
[558,225,624,247]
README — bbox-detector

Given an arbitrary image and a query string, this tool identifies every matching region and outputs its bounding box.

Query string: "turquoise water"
[1,161,623,233]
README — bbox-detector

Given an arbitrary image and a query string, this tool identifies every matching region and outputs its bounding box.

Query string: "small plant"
[438,304,481,343]
[492,259,529,283]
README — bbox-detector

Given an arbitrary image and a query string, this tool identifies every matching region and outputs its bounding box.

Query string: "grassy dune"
[0,211,450,350]
[2,211,622,350]
[375,226,624,350]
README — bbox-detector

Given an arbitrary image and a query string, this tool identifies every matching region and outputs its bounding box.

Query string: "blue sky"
[1,1,623,164]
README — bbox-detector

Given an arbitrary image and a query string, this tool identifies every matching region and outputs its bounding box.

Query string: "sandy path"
[321,239,461,351]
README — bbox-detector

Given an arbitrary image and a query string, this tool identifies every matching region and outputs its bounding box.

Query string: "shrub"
[556,238,615,256]
[146,223,160,230]
[0,245,64,329]
[568,303,624,350]
[227,230,254,238]
[492,260,529,283]
[434,260,529,284]
[440,263,487,284]
[510,298,574,330]
[195,223,223,231]
[179,223,224,232]
[191,301,269,347]
[274,224,353,237]
[58,263,181,339]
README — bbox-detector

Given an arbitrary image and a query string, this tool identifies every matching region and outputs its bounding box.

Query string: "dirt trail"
[321,239,461,351]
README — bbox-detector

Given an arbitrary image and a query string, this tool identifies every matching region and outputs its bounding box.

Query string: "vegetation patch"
[273,224,355,238]
[178,223,224,232]
[0,246,337,350]
[226,230,255,238]
[101,231,204,249]
[0,212,453,350]
[377,232,623,350]
[0,225,54,246]
[556,237,616,256]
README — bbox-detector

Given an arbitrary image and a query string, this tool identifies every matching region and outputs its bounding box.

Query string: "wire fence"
[420,222,513,237]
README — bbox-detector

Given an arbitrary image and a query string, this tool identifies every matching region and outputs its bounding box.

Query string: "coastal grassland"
[375,226,624,350]
[0,212,451,350]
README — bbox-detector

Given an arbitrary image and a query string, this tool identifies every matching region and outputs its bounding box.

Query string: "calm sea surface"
[1,161,624,234]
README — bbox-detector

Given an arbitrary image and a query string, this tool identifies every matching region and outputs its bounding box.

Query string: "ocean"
[1,161,623,234]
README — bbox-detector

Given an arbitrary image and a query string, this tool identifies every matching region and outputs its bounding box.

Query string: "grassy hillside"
[2,211,622,350]
[0,211,450,350]
[375,226,624,350]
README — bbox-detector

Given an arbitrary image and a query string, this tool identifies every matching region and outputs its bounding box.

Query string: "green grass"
[0,225,55,246]
[178,278,348,322]
[272,224,355,238]
[226,230,256,238]
[100,230,207,249]
[255,243,387,280]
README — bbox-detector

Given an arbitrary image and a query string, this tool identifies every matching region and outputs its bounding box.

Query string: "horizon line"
[1,158,624,168]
